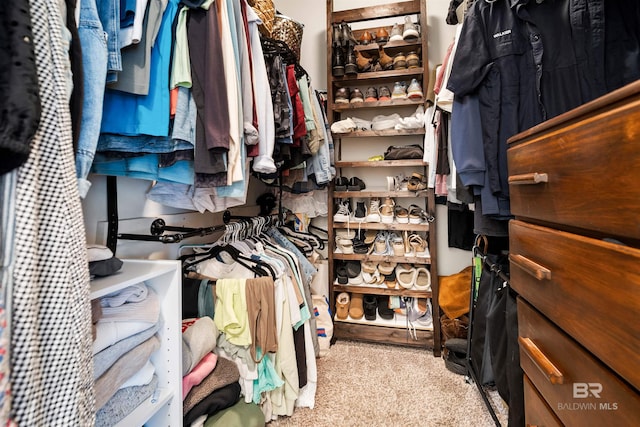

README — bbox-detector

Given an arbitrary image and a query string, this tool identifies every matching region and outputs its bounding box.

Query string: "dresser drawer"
[518,299,640,425]
[509,220,640,391]
[523,375,562,427]
[507,96,640,239]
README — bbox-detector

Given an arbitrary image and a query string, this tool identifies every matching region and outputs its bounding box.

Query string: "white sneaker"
[333,201,351,222]
[407,78,424,100]
[365,198,382,222]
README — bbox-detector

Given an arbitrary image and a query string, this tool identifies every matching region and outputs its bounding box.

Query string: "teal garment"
[297,75,316,131]
[252,349,284,404]
[203,400,265,427]
[170,6,192,89]
[198,279,215,319]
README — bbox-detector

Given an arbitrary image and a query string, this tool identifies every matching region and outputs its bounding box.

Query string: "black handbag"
[383,144,424,160]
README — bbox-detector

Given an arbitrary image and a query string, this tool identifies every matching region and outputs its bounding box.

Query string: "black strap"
[106,175,119,255]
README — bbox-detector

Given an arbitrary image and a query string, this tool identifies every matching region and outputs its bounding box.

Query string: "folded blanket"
[99,285,159,323]
[93,320,160,379]
[95,375,158,427]
[100,283,148,308]
[94,335,160,410]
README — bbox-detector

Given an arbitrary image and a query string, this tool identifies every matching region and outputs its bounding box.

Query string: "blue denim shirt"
[76,0,108,197]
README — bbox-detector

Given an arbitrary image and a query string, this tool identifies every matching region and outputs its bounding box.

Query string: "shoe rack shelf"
[332,98,424,111]
[333,284,432,298]
[333,221,430,232]
[334,254,431,265]
[327,0,441,356]
[335,160,426,168]
[332,67,425,83]
[334,189,428,198]
[332,128,426,138]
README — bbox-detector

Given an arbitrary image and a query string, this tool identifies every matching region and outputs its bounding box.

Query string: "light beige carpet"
[267,340,508,427]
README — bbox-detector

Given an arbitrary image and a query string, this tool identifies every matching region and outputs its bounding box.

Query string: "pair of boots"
[351,46,394,74]
[332,21,357,77]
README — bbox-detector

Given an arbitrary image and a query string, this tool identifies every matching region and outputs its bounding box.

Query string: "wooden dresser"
[507,80,640,425]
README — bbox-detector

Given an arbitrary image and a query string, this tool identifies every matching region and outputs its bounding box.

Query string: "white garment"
[118,361,155,389]
[295,320,318,409]
[218,0,243,184]
[434,24,463,113]
[93,320,157,355]
[424,105,438,189]
[119,0,149,48]
[248,5,277,173]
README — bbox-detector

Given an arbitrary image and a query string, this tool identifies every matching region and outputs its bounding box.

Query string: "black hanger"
[181,244,268,277]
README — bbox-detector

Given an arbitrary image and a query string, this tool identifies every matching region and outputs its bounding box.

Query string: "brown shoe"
[376,27,389,44]
[359,30,373,45]
[355,50,373,72]
[378,46,393,70]
[406,51,420,69]
[349,294,364,319]
[393,52,407,70]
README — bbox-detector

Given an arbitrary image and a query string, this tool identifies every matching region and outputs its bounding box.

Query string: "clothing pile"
[92,283,162,426]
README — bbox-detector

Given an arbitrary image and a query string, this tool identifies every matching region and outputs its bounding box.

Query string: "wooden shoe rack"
[326,0,441,355]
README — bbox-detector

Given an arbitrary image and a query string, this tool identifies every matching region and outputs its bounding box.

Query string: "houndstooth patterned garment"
[10,0,94,424]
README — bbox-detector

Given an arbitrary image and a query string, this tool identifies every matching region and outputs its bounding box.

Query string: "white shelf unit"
[90,259,182,427]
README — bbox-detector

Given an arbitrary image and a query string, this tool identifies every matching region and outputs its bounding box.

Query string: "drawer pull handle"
[519,337,564,385]
[508,172,548,185]
[510,254,552,281]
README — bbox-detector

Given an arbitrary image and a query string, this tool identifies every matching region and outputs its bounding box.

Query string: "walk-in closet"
[1,0,639,426]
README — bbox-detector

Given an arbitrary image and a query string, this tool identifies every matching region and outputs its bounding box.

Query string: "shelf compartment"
[330,0,421,24]
[332,67,425,83]
[335,160,426,168]
[331,98,424,111]
[353,39,422,54]
[333,253,431,265]
[333,321,434,348]
[333,221,430,231]
[333,284,431,297]
[114,388,173,427]
[334,313,433,331]
[333,189,428,198]
[332,128,425,138]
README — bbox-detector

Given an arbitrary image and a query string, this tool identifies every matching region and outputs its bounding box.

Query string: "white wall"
[275,0,471,275]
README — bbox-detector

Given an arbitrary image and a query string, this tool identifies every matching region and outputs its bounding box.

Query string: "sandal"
[395,205,409,224]
[336,292,350,320]
[407,177,427,191]
[361,260,378,274]
[383,270,397,289]
[408,204,427,224]
[378,260,397,275]
[408,233,429,257]
[380,197,395,224]
[390,232,405,256]
[335,236,354,254]
[414,267,432,291]
[396,264,417,289]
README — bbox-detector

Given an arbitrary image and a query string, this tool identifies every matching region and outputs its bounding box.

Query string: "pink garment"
[433,39,454,96]
[182,352,219,399]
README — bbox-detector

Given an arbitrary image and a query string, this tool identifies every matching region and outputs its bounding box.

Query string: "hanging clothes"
[11,0,94,424]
